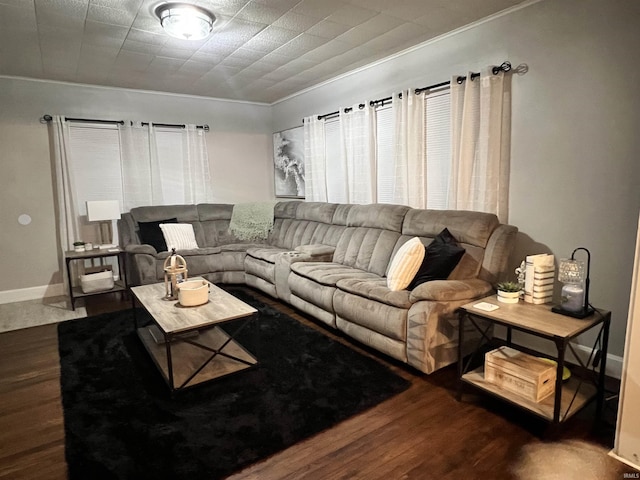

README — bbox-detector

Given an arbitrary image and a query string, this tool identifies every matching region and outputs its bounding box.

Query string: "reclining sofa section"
[119,201,517,374]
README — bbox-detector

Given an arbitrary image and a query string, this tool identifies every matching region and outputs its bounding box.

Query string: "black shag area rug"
[58,289,411,480]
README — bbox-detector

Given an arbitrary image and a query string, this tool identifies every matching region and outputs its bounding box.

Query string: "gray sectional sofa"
[119,201,517,374]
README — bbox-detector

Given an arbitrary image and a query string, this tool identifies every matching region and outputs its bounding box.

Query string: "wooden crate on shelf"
[484,346,556,402]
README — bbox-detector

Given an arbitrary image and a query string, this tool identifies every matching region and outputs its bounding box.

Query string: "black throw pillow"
[408,228,466,289]
[138,218,178,252]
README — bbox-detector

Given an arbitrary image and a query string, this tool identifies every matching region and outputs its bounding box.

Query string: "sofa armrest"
[409,279,493,302]
[295,244,335,258]
[125,244,157,255]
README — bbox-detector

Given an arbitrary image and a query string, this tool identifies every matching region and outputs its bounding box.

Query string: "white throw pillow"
[386,237,425,291]
[159,223,199,251]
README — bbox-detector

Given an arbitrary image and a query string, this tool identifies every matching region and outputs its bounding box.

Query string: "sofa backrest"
[333,204,411,276]
[399,209,516,284]
[268,201,350,250]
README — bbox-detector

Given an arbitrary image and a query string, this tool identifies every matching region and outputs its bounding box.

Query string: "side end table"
[457,295,610,425]
[65,248,128,310]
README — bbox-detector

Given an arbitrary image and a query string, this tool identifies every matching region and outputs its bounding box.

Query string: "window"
[320,88,451,208]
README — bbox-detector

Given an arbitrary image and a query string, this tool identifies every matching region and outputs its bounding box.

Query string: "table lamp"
[86,200,121,248]
[551,247,595,318]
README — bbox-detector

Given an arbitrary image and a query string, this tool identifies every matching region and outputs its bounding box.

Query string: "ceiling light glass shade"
[155,3,215,41]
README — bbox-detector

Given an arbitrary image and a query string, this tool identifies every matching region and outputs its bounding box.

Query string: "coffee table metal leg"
[165,334,175,392]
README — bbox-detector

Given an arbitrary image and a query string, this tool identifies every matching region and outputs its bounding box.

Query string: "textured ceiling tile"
[241,35,280,53]
[189,50,226,64]
[178,59,214,74]
[252,25,300,44]
[87,3,137,26]
[343,0,388,11]
[114,50,154,71]
[271,11,320,33]
[0,3,35,30]
[158,45,200,59]
[335,13,404,45]
[198,40,238,56]
[147,56,185,73]
[91,0,144,10]
[251,0,300,9]
[35,0,88,20]
[213,18,267,45]
[122,38,163,55]
[325,3,378,27]
[199,0,251,17]
[36,10,85,30]
[305,19,350,39]
[219,55,255,69]
[37,23,84,42]
[125,28,168,46]
[130,12,164,34]
[292,0,349,20]
[302,40,351,62]
[412,6,467,32]
[84,20,129,41]
[272,33,325,57]
[235,2,287,24]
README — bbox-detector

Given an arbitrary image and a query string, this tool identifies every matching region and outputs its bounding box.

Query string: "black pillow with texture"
[408,228,466,289]
[138,218,178,252]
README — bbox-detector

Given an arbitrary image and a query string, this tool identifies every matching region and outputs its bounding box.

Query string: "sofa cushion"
[409,228,465,289]
[247,246,291,263]
[138,218,177,252]
[336,277,412,309]
[386,237,425,291]
[160,223,199,251]
[290,262,379,287]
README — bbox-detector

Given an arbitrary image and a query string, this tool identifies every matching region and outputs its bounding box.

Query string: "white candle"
[561,284,584,312]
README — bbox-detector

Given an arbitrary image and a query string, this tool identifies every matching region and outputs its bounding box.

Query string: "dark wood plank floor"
[0,287,634,480]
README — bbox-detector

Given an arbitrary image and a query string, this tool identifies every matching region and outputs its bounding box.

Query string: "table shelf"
[461,366,597,422]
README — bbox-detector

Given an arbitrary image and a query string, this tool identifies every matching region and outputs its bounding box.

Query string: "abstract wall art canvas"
[273,126,305,198]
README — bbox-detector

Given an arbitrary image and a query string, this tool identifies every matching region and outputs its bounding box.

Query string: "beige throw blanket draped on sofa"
[229,202,276,241]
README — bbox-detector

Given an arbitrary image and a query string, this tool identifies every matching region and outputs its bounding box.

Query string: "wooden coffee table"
[130,279,258,393]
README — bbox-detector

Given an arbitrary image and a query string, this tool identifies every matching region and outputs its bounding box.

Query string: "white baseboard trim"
[608,450,640,472]
[0,283,65,304]
[574,343,623,380]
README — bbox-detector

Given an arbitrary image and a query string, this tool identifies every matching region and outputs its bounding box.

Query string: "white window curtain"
[449,67,511,222]
[118,122,213,210]
[118,122,163,212]
[339,105,376,204]
[392,90,426,208]
[303,116,328,202]
[182,125,214,204]
[51,115,80,292]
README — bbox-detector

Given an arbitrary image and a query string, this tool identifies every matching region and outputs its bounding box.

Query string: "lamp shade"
[86,200,121,222]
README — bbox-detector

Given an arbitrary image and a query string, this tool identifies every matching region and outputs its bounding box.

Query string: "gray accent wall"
[272,0,640,359]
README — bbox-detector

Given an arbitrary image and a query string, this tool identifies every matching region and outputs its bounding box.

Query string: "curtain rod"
[40,114,209,131]
[312,61,512,121]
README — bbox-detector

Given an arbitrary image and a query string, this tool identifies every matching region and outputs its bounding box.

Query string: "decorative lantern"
[163,249,188,300]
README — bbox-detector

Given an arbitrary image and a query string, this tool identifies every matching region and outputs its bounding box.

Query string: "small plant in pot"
[73,241,86,252]
[496,281,522,303]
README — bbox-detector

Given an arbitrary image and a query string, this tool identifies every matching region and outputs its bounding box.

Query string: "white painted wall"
[272,0,640,358]
[0,77,274,293]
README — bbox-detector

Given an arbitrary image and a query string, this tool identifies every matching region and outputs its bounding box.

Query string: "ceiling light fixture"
[155,2,215,41]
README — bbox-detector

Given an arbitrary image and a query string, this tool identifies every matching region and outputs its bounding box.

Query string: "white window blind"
[376,105,394,204]
[68,123,123,216]
[425,90,451,209]
[155,128,185,204]
[324,118,347,203]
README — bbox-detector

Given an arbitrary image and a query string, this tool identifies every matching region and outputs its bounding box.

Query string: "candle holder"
[551,247,594,318]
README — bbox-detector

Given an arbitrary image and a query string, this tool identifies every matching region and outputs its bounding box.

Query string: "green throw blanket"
[229,202,276,241]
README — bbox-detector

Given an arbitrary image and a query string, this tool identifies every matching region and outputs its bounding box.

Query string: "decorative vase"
[497,290,520,303]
